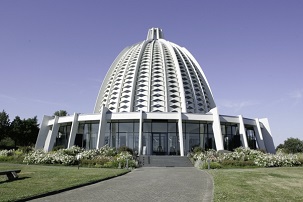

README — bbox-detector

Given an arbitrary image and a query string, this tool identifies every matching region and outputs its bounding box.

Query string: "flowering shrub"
[191,147,301,168]
[221,147,264,162]
[80,145,117,159]
[115,151,136,168]
[0,149,15,156]
[254,151,301,167]
[23,146,136,168]
[193,149,220,162]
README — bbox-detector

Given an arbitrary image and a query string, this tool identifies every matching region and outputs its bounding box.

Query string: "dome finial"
[147,28,164,40]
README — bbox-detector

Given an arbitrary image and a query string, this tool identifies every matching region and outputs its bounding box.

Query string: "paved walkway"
[29,167,213,202]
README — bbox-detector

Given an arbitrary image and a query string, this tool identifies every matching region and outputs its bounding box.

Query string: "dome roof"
[94,28,216,114]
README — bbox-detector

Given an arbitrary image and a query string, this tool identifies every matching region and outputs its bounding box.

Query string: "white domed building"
[35,28,275,155]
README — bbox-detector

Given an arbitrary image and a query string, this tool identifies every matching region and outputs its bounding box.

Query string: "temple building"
[35,28,275,155]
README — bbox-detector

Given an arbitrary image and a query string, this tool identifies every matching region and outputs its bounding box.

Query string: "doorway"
[152,133,167,155]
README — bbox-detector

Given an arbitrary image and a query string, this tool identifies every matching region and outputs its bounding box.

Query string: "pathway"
[29,167,213,202]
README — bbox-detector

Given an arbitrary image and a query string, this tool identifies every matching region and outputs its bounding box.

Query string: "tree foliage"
[53,110,68,117]
[277,138,303,154]
[0,110,10,142]
[10,116,39,147]
[10,116,22,147]
[0,110,39,147]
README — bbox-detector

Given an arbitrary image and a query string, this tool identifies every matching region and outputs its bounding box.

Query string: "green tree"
[53,110,68,117]
[0,110,10,142]
[279,138,303,154]
[20,116,39,146]
[10,116,23,147]
[9,116,39,147]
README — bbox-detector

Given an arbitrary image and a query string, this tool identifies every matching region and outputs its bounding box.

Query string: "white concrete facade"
[35,110,275,154]
[35,28,275,154]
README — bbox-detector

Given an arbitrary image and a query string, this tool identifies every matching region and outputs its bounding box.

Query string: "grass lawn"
[208,167,303,202]
[0,163,129,202]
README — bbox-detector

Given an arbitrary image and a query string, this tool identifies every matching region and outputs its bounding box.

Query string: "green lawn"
[0,163,129,202]
[208,167,303,202]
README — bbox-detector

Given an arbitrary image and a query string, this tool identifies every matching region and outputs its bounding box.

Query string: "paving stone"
[29,167,213,202]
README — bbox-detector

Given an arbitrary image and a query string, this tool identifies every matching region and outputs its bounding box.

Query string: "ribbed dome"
[94,28,216,114]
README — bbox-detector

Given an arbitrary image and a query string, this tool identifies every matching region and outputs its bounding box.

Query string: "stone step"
[139,156,193,167]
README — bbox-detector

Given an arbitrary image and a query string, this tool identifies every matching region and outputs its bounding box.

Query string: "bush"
[81,157,111,167]
[298,154,303,166]
[191,147,302,168]
[202,161,222,169]
[18,146,34,154]
[117,146,133,155]
[193,147,204,153]
[52,145,65,151]
[0,155,14,161]
[0,149,15,156]
[23,145,137,168]
[0,137,15,147]
[221,160,256,168]
[103,161,120,168]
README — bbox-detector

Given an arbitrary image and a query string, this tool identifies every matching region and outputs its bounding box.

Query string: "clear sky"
[0,1,302,146]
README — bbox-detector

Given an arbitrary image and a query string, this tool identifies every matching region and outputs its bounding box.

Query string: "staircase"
[139,155,193,167]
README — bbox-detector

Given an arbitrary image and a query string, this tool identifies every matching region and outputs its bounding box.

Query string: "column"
[259,118,275,153]
[238,115,248,148]
[210,107,224,150]
[254,118,266,150]
[44,116,59,152]
[96,105,108,148]
[35,115,52,149]
[178,110,184,156]
[68,113,79,148]
[138,110,143,155]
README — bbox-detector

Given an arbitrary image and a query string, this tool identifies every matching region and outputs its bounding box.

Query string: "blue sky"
[0,1,302,146]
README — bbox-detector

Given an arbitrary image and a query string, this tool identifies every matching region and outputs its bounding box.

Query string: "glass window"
[111,122,118,133]
[118,133,127,147]
[55,123,72,149]
[134,133,139,153]
[152,122,167,132]
[186,123,199,133]
[246,126,258,149]
[143,122,151,132]
[221,125,226,135]
[119,122,133,132]
[105,123,111,133]
[200,123,205,134]
[104,133,110,145]
[134,122,139,133]
[168,122,177,132]
[189,133,200,151]
[207,124,213,133]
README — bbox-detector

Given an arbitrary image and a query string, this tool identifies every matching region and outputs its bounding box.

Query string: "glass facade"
[105,121,139,153]
[54,123,71,149]
[245,126,258,149]
[142,120,179,155]
[75,121,99,150]
[183,121,215,154]
[49,117,263,155]
[221,123,242,151]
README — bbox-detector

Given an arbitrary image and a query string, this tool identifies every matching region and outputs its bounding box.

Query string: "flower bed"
[191,147,301,168]
[22,146,136,168]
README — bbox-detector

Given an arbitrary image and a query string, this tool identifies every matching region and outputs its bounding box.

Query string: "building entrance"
[152,133,167,155]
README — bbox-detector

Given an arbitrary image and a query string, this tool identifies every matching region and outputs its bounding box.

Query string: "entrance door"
[152,133,167,155]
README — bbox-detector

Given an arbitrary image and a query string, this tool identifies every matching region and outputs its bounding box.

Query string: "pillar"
[44,116,59,152]
[178,110,185,156]
[68,113,79,148]
[238,115,248,148]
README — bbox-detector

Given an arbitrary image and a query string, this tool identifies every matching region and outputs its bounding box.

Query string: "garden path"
[29,167,213,202]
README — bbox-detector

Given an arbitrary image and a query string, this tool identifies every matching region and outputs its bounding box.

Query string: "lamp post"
[76,154,81,169]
